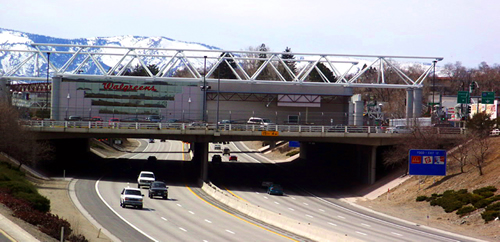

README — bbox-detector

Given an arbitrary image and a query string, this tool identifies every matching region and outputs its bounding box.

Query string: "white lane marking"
[361,223,371,227]
[255,192,260,194]
[161,217,167,221]
[205,219,212,223]
[337,215,345,219]
[291,197,296,200]
[179,227,187,232]
[306,214,314,218]
[288,208,295,211]
[189,211,195,215]
[328,222,337,226]
[319,209,325,212]
[203,240,209,242]
[303,203,309,205]
[264,196,268,199]
[391,232,403,236]
[274,201,280,205]
[356,231,367,236]
[225,230,235,234]
[177,204,182,207]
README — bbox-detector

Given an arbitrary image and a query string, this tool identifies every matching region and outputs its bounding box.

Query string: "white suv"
[120,187,144,209]
[137,171,155,188]
[247,117,274,125]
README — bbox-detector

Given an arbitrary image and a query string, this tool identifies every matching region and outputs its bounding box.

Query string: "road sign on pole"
[481,92,495,104]
[409,149,447,176]
[457,91,470,104]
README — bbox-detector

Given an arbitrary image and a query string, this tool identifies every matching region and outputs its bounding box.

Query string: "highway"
[74,139,302,242]
[207,141,482,242]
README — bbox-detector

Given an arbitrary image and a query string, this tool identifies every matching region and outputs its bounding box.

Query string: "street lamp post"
[202,56,207,122]
[46,52,51,118]
[216,66,220,131]
[432,60,436,121]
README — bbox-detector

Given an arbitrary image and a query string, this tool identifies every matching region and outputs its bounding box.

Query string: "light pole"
[202,56,207,122]
[432,60,436,121]
[66,93,70,118]
[188,97,191,120]
[46,52,51,118]
[216,66,220,131]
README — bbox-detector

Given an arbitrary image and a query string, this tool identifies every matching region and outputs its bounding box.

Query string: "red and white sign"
[423,156,433,164]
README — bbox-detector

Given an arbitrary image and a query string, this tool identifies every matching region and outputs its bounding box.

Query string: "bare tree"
[446,134,471,173]
[468,133,490,176]
[0,101,52,169]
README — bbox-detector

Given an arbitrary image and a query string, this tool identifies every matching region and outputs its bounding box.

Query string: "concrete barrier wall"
[201,182,362,242]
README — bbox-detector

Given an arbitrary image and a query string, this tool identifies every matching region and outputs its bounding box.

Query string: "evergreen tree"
[256,43,272,80]
[213,52,237,79]
[308,62,336,82]
[280,47,297,81]
[125,64,160,76]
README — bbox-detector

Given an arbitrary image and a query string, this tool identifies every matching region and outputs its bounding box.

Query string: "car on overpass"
[247,117,274,126]
[120,187,144,209]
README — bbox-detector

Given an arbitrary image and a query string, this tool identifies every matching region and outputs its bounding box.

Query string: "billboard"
[408,149,447,176]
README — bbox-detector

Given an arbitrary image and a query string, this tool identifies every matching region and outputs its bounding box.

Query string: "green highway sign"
[457,91,470,104]
[481,92,495,104]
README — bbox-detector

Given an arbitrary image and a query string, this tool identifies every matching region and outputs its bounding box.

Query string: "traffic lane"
[100,179,295,242]
[75,179,152,242]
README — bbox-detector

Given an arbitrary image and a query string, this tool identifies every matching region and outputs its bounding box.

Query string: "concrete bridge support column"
[354,100,364,126]
[406,88,414,124]
[413,88,423,118]
[348,102,354,125]
[192,142,209,182]
[51,77,61,120]
[368,146,377,184]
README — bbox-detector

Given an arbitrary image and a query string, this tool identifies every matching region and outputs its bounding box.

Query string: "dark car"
[66,116,82,121]
[223,147,230,156]
[267,184,284,196]
[212,154,222,163]
[148,181,168,199]
[146,115,162,122]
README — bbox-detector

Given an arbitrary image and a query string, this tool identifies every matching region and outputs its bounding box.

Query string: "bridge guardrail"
[22,120,466,135]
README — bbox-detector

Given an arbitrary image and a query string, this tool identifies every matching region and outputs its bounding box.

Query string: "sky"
[1,0,499,68]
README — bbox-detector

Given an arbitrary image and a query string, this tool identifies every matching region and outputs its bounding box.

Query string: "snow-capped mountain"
[0,28,221,78]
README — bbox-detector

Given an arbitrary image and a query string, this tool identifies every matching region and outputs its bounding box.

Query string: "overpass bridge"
[25,120,463,185]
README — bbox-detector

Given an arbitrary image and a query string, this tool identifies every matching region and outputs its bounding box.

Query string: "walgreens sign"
[102,83,157,92]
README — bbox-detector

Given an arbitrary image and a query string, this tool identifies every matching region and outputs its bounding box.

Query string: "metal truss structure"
[1,43,442,89]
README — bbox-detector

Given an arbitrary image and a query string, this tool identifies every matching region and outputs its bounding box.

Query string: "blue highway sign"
[408,149,447,176]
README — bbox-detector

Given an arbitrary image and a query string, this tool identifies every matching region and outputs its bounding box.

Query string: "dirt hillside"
[356,137,500,242]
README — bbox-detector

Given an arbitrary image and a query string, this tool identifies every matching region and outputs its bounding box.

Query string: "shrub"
[481,210,500,223]
[456,205,476,217]
[473,186,497,197]
[485,202,500,211]
[15,192,50,213]
[68,234,89,242]
[474,198,495,209]
[416,196,428,202]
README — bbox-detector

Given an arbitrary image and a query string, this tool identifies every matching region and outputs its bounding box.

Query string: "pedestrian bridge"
[24,120,465,146]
